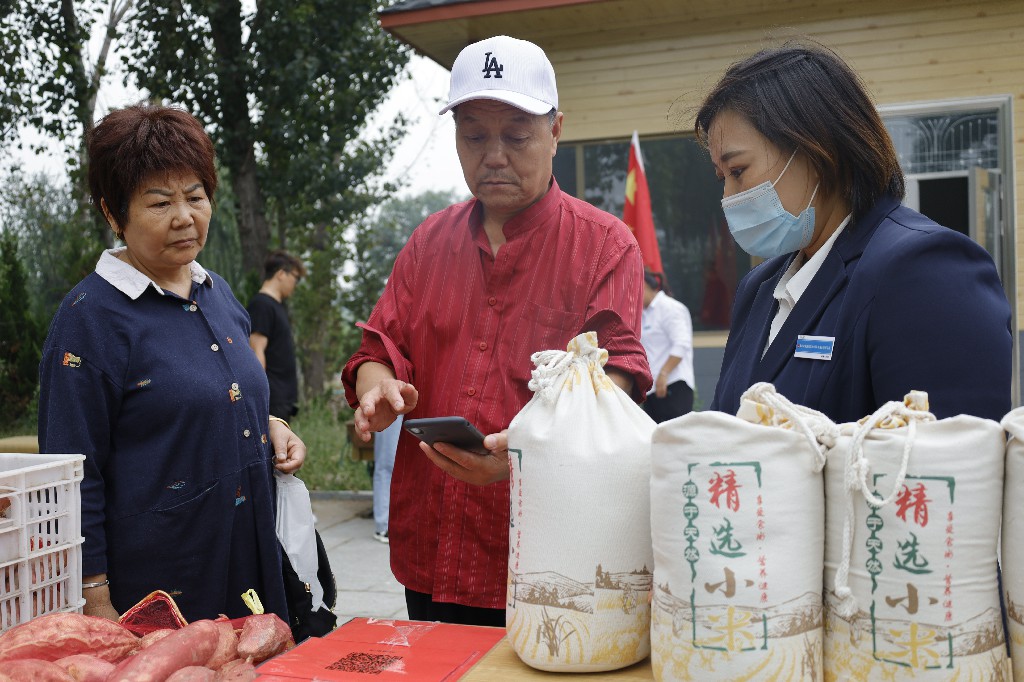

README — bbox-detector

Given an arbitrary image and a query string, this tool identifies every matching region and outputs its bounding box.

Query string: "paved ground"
[310,492,409,621]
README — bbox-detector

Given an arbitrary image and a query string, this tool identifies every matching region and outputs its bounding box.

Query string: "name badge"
[795,335,834,360]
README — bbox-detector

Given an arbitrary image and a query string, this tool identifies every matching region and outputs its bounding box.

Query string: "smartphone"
[403,417,489,455]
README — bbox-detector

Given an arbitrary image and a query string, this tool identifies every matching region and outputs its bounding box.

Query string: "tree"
[0,231,43,422]
[344,189,462,320]
[124,0,410,395]
[333,189,463,373]
[1,0,135,246]
[124,0,409,280]
[0,170,101,327]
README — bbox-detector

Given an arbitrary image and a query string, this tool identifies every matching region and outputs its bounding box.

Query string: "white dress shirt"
[765,214,853,354]
[641,290,695,394]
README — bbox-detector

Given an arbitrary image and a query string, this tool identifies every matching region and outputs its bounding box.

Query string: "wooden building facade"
[380,0,1024,406]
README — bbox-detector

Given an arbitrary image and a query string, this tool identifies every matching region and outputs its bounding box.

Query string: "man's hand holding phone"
[405,417,509,486]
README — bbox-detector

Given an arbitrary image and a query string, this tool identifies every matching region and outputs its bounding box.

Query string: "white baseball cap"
[439,35,558,116]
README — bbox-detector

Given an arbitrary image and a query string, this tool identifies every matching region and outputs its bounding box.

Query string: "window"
[553,135,750,332]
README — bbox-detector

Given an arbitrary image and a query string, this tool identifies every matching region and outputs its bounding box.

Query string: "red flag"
[623,131,664,274]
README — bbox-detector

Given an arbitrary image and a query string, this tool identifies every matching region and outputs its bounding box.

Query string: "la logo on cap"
[482,52,503,79]
[439,35,558,116]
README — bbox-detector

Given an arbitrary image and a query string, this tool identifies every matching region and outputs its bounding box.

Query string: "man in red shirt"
[342,35,651,626]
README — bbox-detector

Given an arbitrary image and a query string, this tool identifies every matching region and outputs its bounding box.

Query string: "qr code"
[327,652,403,675]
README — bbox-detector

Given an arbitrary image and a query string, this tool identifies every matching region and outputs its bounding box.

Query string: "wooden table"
[463,638,654,681]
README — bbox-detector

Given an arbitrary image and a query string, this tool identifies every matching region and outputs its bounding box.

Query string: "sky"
[371,55,468,199]
[10,40,468,201]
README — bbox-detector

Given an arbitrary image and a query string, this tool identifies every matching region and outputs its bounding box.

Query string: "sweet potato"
[139,628,176,649]
[204,619,239,670]
[166,666,216,682]
[54,654,116,682]
[235,613,293,663]
[107,619,220,682]
[0,613,139,662]
[3,658,75,681]
[215,659,257,681]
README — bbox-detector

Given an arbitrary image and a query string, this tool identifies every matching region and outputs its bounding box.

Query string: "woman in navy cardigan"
[696,42,1011,423]
[39,104,307,624]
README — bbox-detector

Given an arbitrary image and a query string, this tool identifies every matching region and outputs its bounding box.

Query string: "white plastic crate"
[0,453,85,632]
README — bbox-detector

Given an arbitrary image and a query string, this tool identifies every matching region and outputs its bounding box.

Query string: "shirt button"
[189,304,197,312]
[478,342,487,351]
[467,387,476,396]
[211,343,220,352]
[231,382,239,390]
[488,297,497,306]
[243,429,251,437]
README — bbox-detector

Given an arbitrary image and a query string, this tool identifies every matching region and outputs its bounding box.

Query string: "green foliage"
[289,395,371,491]
[0,0,96,148]
[0,232,42,422]
[124,0,410,270]
[0,396,37,438]
[123,0,411,396]
[0,170,102,327]
[199,169,245,291]
[1,1,421,434]
[337,189,464,363]
[0,0,130,251]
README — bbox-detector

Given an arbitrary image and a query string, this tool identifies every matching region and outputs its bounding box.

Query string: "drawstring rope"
[832,399,935,617]
[527,349,577,402]
[740,382,837,471]
[527,333,609,402]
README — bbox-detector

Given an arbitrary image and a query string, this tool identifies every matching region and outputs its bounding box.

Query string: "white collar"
[95,247,211,300]
[646,290,667,310]
[774,214,852,305]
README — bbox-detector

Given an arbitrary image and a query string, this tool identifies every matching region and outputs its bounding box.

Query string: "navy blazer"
[710,196,1012,423]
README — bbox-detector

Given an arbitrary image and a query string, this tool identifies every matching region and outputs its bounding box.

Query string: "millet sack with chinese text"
[823,392,1008,680]
[649,382,836,681]
[1000,406,1024,681]
[506,332,656,672]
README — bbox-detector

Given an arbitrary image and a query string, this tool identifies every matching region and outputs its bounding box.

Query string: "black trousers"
[405,588,505,627]
[643,380,694,424]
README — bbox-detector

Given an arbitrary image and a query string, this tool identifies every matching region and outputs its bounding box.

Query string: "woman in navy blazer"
[696,42,1012,423]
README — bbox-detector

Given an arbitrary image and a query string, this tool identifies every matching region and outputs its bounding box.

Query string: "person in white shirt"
[640,271,695,422]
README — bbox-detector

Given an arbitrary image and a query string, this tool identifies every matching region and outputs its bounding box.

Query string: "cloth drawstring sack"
[823,392,1008,680]
[650,382,836,681]
[1000,406,1024,679]
[506,332,656,672]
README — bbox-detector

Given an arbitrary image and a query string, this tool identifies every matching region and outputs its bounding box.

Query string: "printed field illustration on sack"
[1000,406,1024,681]
[650,383,836,681]
[823,392,1008,681]
[506,332,656,672]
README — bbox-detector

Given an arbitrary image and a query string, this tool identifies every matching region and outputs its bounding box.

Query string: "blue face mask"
[721,150,819,259]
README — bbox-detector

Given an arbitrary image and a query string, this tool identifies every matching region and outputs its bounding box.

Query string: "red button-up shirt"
[342,180,651,609]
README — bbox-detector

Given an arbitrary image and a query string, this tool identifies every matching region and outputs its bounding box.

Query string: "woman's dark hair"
[87,104,218,236]
[643,270,662,291]
[695,41,904,221]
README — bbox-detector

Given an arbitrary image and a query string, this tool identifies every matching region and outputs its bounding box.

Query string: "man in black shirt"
[248,251,306,419]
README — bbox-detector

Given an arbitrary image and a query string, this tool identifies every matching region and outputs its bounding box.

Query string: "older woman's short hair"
[695,41,904,222]
[87,104,218,232]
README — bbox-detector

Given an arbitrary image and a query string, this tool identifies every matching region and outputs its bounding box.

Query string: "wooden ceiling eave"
[379,0,613,67]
